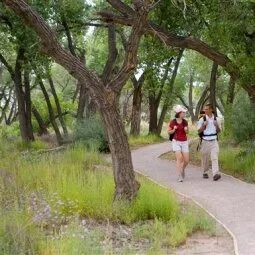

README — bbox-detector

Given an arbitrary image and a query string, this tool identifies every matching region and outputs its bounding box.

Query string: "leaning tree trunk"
[48,75,68,137]
[38,79,64,145]
[100,103,140,200]
[32,106,48,135]
[209,62,218,115]
[195,87,209,120]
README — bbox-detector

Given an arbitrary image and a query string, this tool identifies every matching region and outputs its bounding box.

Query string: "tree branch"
[0,53,15,80]
[106,0,135,16]
[1,0,106,101]
[156,57,173,102]
[98,11,239,79]
[106,5,149,92]
[102,24,118,84]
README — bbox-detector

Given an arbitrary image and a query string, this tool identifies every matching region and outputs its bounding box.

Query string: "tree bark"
[14,48,34,142]
[100,104,140,200]
[195,86,209,119]
[122,89,133,124]
[1,49,34,141]
[227,75,236,105]
[148,57,173,135]
[76,51,90,120]
[130,72,145,136]
[48,75,68,137]
[32,106,48,135]
[38,79,64,145]
[188,74,196,123]
[209,62,218,115]
[157,49,183,135]
[23,67,35,140]
[148,96,159,134]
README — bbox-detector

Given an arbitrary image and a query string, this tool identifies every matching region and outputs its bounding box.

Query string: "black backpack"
[169,119,187,141]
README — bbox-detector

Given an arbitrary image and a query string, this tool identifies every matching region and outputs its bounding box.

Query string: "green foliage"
[0,122,20,140]
[75,116,110,152]
[0,210,43,255]
[231,92,255,142]
[219,142,255,183]
[134,209,215,248]
[128,134,164,148]
[0,143,217,253]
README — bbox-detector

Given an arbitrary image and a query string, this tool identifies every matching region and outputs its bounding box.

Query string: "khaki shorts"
[172,140,189,152]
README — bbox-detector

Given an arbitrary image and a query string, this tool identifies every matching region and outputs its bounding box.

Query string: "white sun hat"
[174,105,187,113]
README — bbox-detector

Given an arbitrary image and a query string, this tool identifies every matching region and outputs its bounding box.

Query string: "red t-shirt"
[169,119,188,141]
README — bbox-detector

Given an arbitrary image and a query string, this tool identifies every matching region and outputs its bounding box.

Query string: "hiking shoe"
[178,175,184,182]
[213,174,221,181]
[203,173,209,179]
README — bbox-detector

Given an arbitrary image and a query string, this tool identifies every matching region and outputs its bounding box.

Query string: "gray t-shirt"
[197,115,221,140]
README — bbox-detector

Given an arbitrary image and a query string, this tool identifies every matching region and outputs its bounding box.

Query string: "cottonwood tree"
[1,0,153,200]
[99,0,255,103]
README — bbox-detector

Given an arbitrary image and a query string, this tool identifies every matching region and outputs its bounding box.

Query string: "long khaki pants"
[200,140,220,176]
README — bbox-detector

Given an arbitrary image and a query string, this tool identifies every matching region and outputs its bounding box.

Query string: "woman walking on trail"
[168,106,189,182]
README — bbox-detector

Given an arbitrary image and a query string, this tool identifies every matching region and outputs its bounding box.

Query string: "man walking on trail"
[197,104,221,181]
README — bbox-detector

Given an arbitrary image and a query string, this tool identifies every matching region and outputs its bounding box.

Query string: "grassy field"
[0,139,217,254]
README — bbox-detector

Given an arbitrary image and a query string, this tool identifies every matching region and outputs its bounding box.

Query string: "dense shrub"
[74,116,110,152]
[232,92,255,142]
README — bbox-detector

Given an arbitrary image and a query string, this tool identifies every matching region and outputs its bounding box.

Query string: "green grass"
[0,141,217,254]
[219,144,255,182]
[129,134,164,149]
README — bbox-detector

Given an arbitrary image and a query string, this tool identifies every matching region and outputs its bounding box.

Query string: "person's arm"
[197,118,207,134]
[214,118,221,133]
[184,120,189,134]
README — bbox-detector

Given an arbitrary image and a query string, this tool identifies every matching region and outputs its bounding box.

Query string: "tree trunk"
[157,50,183,135]
[100,104,140,200]
[38,79,64,145]
[227,75,236,105]
[2,0,149,200]
[130,85,142,136]
[122,89,133,124]
[23,68,35,140]
[32,106,48,135]
[157,104,168,135]
[48,75,68,137]
[149,97,159,134]
[195,87,209,120]
[5,99,17,125]
[223,76,236,137]
[77,82,89,120]
[209,62,218,115]
[188,74,196,123]
[14,48,34,142]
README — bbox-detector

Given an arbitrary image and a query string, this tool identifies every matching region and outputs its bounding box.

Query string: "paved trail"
[132,142,255,255]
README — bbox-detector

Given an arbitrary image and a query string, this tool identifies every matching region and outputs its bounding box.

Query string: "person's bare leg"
[175,151,184,181]
[181,152,189,178]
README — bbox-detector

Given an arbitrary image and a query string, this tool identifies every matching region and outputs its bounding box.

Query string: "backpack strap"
[201,115,218,139]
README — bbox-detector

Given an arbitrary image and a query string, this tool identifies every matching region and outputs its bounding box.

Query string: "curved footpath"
[132,142,255,255]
